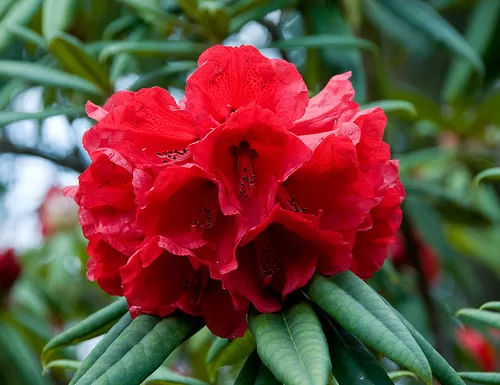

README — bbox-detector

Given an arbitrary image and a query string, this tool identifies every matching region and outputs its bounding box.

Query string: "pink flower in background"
[39,186,78,238]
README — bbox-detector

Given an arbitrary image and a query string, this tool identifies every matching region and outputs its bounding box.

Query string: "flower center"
[191,190,219,232]
[254,233,280,284]
[277,186,306,213]
[183,269,208,307]
[155,148,191,164]
[229,141,258,198]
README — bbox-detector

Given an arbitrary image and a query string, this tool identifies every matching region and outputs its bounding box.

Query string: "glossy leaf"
[266,35,376,51]
[459,372,500,384]
[380,0,484,73]
[234,351,260,385]
[0,0,42,54]
[205,337,229,365]
[305,273,432,385]
[249,302,331,385]
[48,33,113,93]
[388,371,419,381]
[319,312,393,385]
[4,24,46,49]
[42,0,77,37]
[480,302,500,311]
[255,363,281,385]
[99,41,208,61]
[43,360,81,375]
[0,61,102,95]
[74,314,198,385]
[474,168,500,186]
[441,0,500,102]
[42,298,128,366]
[0,107,85,126]
[128,61,197,91]
[456,309,500,329]
[229,0,294,33]
[361,100,417,117]
[69,313,132,385]
[144,367,210,385]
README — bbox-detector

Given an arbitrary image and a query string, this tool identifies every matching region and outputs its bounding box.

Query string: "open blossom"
[456,327,496,371]
[67,45,404,338]
[0,249,21,296]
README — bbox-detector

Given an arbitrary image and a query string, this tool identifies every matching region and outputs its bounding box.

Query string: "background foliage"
[1,0,500,384]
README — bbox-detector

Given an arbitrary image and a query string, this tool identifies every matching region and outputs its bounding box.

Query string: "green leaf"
[4,24,46,49]
[42,298,128,366]
[0,106,85,126]
[128,61,197,91]
[389,87,443,124]
[98,41,208,62]
[43,360,81,375]
[206,328,256,382]
[229,0,294,33]
[361,100,417,117]
[74,314,198,385]
[0,0,42,54]
[109,26,148,82]
[69,314,132,385]
[0,60,102,95]
[305,273,432,385]
[456,309,500,329]
[459,372,500,384]
[102,15,137,40]
[380,0,484,73]
[48,33,112,93]
[388,302,467,385]
[319,313,393,385]
[474,168,500,186]
[266,35,376,51]
[248,302,331,385]
[441,0,500,102]
[42,0,77,37]
[235,351,260,385]
[480,302,500,311]
[255,363,281,385]
[388,371,419,381]
[144,367,210,385]
[341,0,361,30]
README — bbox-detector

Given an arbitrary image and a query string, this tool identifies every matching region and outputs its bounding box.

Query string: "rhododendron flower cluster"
[66,45,405,338]
[456,327,496,371]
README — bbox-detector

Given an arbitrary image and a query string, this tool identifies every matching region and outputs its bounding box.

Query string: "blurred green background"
[1,0,500,384]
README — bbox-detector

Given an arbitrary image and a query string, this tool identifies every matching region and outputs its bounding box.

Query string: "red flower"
[0,249,21,295]
[68,45,404,338]
[121,237,247,338]
[39,186,78,238]
[456,327,496,371]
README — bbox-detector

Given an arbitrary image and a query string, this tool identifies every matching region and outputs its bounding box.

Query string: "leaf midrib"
[282,311,310,383]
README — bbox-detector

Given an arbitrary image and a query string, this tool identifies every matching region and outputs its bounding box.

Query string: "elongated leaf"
[128,61,197,91]
[69,314,132,385]
[205,337,229,365]
[459,372,500,384]
[480,302,500,311]
[102,15,137,40]
[0,0,42,54]
[388,302,466,385]
[42,298,128,366]
[229,0,294,33]
[255,363,281,385]
[380,0,484,73]
[388,371,419,381]
[305,273,432,384]
[235,351,260,385]
[389,87,443,124]
[474,168,500,186]
[109,26,148,82]
[75,314,198,385]
[0,107,85,126]
[319,313,393,385]
[42,0,76,37]
[266,35,375,51]
[361,100,417,117]
[43,360,81,375]
[456,309,500,329]
[0,61,102,95]
[206,329,255,381]
[4,24,46,49]
[249,302,331,385]
[49,33,112,93]
[145,367,210,385]
[0,321,50,385]
[99,41,208,62]
[442,0,500,102]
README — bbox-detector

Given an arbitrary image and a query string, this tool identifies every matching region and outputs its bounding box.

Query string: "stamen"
[254,234,280,284]
[184,270,208,307]
[229,141,258,198]
[277,187,306,213]
[155,148,191,164]
[191,193,219,232]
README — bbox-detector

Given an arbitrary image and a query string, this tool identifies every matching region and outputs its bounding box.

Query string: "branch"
[259,19,291,62]
[0,137,87,173]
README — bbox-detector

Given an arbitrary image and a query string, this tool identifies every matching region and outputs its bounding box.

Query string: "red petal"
[185,45,308,128]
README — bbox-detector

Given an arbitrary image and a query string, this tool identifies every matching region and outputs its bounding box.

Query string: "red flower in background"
[39,186,78,238]
[0,249,21,295]
[67,45,405,337]
[456,327,496,371]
